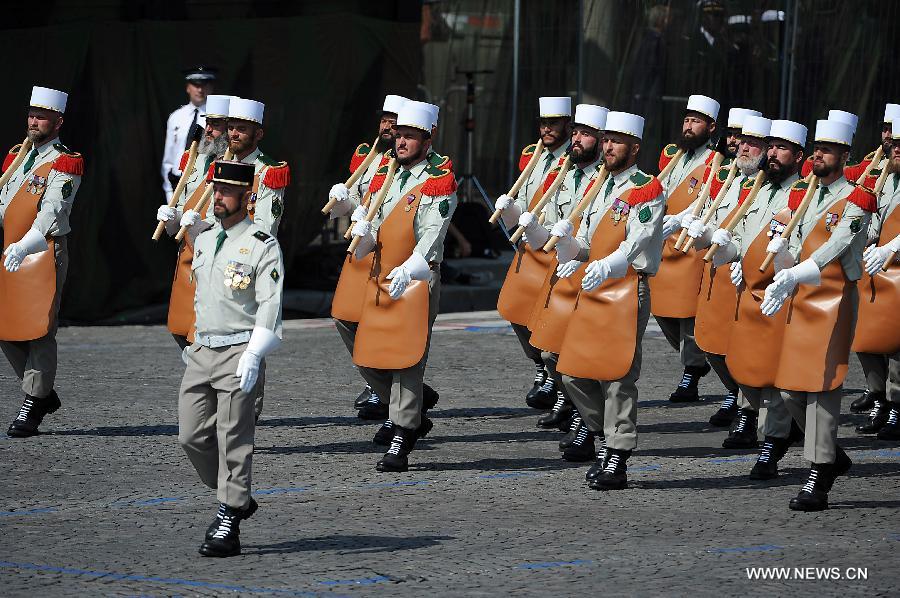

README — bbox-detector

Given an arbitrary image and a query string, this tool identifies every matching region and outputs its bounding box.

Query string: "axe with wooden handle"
[322,136,381,215]
[0,138,33,189]
[153,124,203,241]
[508,153,573,244]
[174,148,234,243]
[542,165,608,252]
[757,175,818,272]
[488,139,544,225]
[703,170,767,263]
[680,159,739,253]
[347,158,399,255]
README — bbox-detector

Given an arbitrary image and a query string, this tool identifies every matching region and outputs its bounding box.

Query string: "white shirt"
[162,102,206,196]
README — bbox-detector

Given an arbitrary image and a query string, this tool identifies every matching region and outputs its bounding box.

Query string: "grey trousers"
[892,352,900,404]
[656,315,708,368]
[782,388,841,464]
[511,322,544,364]
[540,351,568,401]
[178,342,262,509]
[738,385,794,439]
[0,236,68,399]
[352,274,441,430]
[563,277,651,451]
[857,352,888,394]
[707,352,739,393]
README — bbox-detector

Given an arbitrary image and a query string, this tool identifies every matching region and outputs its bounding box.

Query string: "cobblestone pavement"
[0,313,897,596]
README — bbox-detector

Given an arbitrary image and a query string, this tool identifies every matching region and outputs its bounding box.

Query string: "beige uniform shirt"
[542,156,604,229]
[731,172,800,258]
[869,171,900,242]
[370,157,457,264]
[786,176,870,280]
[175,152,218,211]
[236,147,286,237]
[573,164,666,274]
[192,217,284,338]
[516,141,570,213]
[661,146,714,196]
[0,137,82,236]
[348,149,387,206]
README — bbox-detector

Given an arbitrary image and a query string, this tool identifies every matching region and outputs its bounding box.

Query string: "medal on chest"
[767,216,787,238]
[247,192,258,214]
[404,193,416,212]
[223,261,252,290]
[687,177,699,195]
[610,198,630,226]
[824,212,840,232]
[27,175,48,195]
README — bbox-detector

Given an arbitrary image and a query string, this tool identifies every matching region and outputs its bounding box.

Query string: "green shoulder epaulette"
[257,153,277,166]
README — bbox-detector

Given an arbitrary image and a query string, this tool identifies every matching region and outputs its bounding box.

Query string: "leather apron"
[852,201,900,354]
[694,204,741,356]
[331,187,377,323]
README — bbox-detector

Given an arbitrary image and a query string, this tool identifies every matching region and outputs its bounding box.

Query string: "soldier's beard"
[605,152,630,172]
[735,154,762,176]
[571,144,598,164]
[375,135,393,153]
[397,147,425,166]
[677,131,709,152]
[200,135,228,156]
[26,128,52,145]
[812,161,838,178]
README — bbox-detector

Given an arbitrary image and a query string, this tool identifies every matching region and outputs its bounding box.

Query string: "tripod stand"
[455,68,493,208]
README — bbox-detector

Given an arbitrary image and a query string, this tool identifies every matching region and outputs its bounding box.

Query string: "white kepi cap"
[686,94,720,121]
[768,120,807,147]
[814,119,853,146]
[827,109,858,136]
[604,111,645,140]
[30,86,68,114]
[229,97,265,125]
[882,103,900,124]
[382,94,408,115]
[573,104,608,131]
[539,96,572,118]
[727,108,761,130]
[741,116,772,139]
[205,95,232,119]
[397,101,437,132]
[404,100,439,128]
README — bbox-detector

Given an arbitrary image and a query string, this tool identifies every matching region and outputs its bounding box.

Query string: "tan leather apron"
[557,194,639,380]
[649,159,710,317]
[331,188,377,323]
[0,162,56,341]
[497,185,556,325]
[725,207,792,387]
[694,204,741,356]
[852,201,900,354]
[774,199,856,392]
[353,183,430,370]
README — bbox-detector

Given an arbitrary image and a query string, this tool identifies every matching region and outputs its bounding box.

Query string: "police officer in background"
[161,66,216,198]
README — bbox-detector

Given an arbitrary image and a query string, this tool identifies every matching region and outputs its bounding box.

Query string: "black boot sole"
[199,543,241,557]
[376,460,408,473]
[789,498,828,512]
[709,410,737,427]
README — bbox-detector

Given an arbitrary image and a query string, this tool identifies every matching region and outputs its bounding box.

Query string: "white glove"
[661,214,682,237]
[888,234,900,254]
[710,228,732,246]
[179,209,212,244]
[680,213,699,229]
[157,205,177,222]
[550,220,579,262]
[729,261,743,287]
[581,249,628,291]
[766,236,794,273]
[328,183,352,219]
[350,220,376,258]
[386,253,431,299]
[761,258,820,316]
[350,205,368,223]
[556,259,583,279]
[3,228,48,272]
[760,284,787,317]
[495,194,523,229]
[518,212,549,248]
[863,245,891,275]
[236,327,281,393]
[181,346,190,366]
[686,218,709,239]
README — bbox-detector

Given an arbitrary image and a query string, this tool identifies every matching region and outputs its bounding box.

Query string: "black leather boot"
[669,363,711,402]
[585,436,608,481]
[376,426,417,472]
[199,504,250,557]
[354,385,373,409]
[537,391,572,428]
[558,411,583,450]
[708,389,738,427]
[856,399,890,433]
[526,362,555,410]
[561,426,595,462]
[850,389,881,414]
[788,464,832,512]
[749,436,790,480]
[588,448,630,490]
[877,405,900,440]
[722,408,759,449]
[357,389,388,420]
[206,498,257,541]
[7,391,61,438]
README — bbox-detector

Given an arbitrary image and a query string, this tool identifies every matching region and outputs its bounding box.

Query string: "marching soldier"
[0,87,83,437]
[181,97,290,238]
[162,66,216,198]
[853,124,900,439]
[654,95,720,402]
[518,104,609,455]
[492,96,572,410]
[157,94,233,350]
[758,119,872,510]
[178,160,283,556]
[347,102,457,471]
[329,94,407,415]
[706,119,807,478]
[851,102,900,417]
[552,111,665,489]
[722,108,761,159]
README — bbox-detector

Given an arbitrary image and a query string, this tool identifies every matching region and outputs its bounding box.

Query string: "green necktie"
[204,154,215,173]
[214,229,227,255]
[573,169,584,192]
[768,181,780,202]
[684,149,695,164]
[818,186,828,206]
[604,176,615,199]
[21,148,38,173]
[543,153,555,174]
[397,170,412,192]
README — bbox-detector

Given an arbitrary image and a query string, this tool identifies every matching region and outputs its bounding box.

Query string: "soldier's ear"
[54,115,64,133]
[255,127,265,142]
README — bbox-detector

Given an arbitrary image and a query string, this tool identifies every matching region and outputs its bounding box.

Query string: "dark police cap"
[183,65,218,81]
[212,160,254,186]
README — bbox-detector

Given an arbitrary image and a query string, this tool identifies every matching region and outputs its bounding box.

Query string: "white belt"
[195,331,251,348]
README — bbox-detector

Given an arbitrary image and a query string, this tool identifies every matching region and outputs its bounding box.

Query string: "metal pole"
[786,0,799,120]
[778,0,792,117]
[508,0,520,188]
[577,0,584,104]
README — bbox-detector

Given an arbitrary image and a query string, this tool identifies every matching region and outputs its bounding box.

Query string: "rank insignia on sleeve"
[849,217,861,233]
[253,231,271,242]
[61,179,73,199]
[439,198,449,217]
[270,268,280,282]
[638,206,652,223]
[272,196,284,219]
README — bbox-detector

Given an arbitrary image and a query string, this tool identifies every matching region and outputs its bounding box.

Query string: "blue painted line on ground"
[255,487,308,496]
[854,449,900,459]
[707,544,783,554]
[464,325,513,333]
[515,559,593,570]
[318,575,390,586]
[478,472,541,479]
[885,533,900,541]
[0,507,58,517]
[361,480,431,489]
[0,560,323,596]
[630,464,661,473]
[707,456,755,464]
